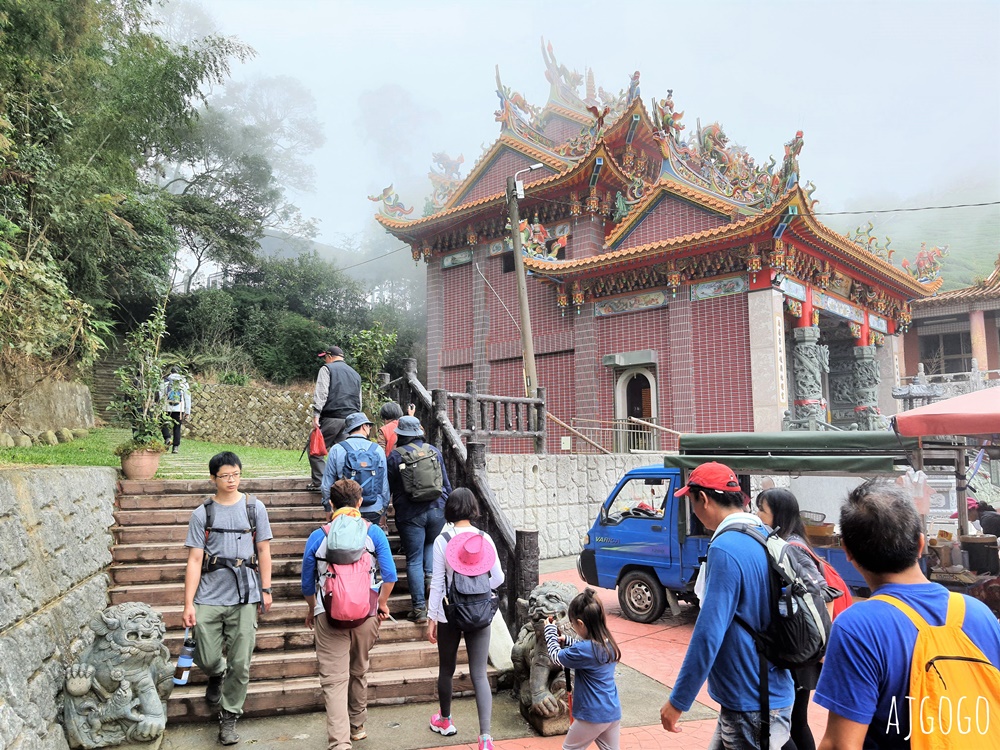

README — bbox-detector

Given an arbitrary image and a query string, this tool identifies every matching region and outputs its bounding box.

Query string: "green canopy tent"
[664,431,937,475]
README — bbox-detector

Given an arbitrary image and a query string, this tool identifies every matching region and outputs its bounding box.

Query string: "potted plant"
[110,300,169,480]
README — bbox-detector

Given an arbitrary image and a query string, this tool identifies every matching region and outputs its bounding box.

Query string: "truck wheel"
[618,570,667,623]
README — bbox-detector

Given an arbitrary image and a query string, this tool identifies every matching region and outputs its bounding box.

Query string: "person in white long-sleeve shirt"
[426,488,504,750]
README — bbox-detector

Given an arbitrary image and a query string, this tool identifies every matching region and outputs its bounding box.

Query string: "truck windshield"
[606,478,667,522]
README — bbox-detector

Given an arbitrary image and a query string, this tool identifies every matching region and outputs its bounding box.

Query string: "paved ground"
[163,556,830,750]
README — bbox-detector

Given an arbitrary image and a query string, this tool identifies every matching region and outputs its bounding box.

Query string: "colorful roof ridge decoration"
[372,43,945,303]
[426,152,465,213]
[521,187,939,298]
[913,254,1000,307]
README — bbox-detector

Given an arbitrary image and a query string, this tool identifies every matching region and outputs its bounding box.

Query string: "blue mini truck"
[577,431,958,623]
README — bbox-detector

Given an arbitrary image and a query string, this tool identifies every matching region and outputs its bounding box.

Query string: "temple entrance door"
[615,368,657,452]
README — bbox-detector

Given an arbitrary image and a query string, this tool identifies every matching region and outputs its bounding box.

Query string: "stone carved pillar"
[852,345,883,431]
[792,327,829,427]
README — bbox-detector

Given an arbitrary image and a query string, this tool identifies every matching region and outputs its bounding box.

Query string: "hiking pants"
[309,416,347,484]
[396,506,445,610]
[436,619,492,735]
[563,718,621,750]
[193,603,257,716]
[314,613,380,750]
[162,412,182,447]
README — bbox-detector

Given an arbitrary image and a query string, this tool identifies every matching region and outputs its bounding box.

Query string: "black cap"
[317,345,344,358]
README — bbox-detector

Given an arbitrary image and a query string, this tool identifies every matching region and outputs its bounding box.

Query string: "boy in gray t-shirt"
[183,452,273,745]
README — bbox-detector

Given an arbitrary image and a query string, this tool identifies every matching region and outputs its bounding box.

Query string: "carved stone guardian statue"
[64,603,174,749]
[510,580,578,735]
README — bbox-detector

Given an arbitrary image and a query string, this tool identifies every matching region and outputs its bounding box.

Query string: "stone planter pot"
[120,449,162,480]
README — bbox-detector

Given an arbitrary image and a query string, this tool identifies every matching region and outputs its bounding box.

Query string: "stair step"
[114,520,320,544]
[113,539,307,562]
[110,574,414,605]
[178,639,461,684]
[150,595,416,630]
[114,505,328,526]
[118,478,313,496]
[117,491,324,511]
[109,556,410,586]
[163,620,430,654]
[167,667,498,721]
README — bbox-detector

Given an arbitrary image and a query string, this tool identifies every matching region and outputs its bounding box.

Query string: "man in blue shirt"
[302,479,397,749]
[660,462,794,749]
[320,412,390,523]
[815,480,1000,750]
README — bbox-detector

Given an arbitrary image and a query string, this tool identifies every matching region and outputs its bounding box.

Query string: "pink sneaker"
[478,734,494,750]
[429,712,456,736]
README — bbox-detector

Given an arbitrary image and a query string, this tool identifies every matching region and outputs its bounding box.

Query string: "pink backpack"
[318,517,378,628]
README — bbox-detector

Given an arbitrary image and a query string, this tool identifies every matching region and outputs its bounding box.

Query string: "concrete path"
[162,556,831,750]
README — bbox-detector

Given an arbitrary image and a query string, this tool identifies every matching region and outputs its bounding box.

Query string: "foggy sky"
[207,0,1000,256]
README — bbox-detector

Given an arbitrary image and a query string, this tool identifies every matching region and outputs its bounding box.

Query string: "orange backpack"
[871,593,1000,750]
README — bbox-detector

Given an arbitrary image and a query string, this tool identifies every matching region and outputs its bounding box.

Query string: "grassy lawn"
[0,428,309,480]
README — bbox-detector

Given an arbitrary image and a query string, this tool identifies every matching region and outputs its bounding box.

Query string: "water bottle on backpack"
[173,629,196,685]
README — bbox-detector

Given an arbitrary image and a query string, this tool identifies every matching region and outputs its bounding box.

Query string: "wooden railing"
[377,359,541,634]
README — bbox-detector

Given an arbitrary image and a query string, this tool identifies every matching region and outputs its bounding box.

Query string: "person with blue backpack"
[320,412,389,523]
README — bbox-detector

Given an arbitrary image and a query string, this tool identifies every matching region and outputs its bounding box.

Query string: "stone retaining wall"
[486,454,656,559]
[0,468,117,750]
[184,383,313,450]
[0,378,94,438]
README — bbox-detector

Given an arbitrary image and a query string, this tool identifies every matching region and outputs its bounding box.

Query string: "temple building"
[374,42,941,451]
[904,255,1000,381]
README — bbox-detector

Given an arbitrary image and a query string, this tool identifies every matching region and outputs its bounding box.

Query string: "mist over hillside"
[828,171,999,291]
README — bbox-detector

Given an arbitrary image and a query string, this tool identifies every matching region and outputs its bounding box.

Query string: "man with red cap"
[660,462,794,749]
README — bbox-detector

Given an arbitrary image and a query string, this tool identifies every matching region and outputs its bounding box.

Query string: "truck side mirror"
[600,504,609,524]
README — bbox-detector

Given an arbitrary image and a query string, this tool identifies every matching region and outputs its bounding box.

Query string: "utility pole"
[506,170,541,400]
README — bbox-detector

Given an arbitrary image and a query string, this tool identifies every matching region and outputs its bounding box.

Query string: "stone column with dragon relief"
[852,345,883,431]
[791,327,829,428]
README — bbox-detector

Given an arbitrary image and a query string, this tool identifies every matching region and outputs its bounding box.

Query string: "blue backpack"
[342,438,382,508]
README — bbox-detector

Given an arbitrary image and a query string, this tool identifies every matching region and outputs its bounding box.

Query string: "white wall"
[486,454,655,559]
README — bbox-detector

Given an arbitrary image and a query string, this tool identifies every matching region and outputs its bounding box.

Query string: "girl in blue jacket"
[543,588,622,750]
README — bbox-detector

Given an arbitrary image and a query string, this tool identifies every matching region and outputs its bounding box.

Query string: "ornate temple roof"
[372,42,940,301]
[521,187,938,299]
[912,255,1000,308]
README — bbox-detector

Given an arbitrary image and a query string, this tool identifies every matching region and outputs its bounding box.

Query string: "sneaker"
[478,734,495,750]
[305,482,321,491]
[171,446,179,454]
[205,672,224,705]
[351,725,367,741]
[218,710,239,745]
[429,712,457,736]
[408,607,428,624]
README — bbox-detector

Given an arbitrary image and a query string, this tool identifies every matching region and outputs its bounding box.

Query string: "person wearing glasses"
[182,452,273,745]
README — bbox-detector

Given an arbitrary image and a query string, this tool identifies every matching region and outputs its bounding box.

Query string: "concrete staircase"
[90,347,127,424]
[111,478,496,721]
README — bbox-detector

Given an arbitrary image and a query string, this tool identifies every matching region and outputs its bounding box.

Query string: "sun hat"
[344,412,373,433]
[395,415,424,437]
[675,461,743,497]
[445,531,496,577]
[950,497,978,519]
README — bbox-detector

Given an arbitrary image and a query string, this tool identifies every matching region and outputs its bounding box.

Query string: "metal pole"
[507,175,538,401]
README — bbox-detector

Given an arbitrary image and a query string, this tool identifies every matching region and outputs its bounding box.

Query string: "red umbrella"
[893,388,1000,438]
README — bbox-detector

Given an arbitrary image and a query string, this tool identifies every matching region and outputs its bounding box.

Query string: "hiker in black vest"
[308,345,362,491]
[387,416,451,624]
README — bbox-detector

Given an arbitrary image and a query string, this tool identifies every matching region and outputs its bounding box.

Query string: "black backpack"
[201,495,259,605]
[716,523,831,750]
[441,530,498,632]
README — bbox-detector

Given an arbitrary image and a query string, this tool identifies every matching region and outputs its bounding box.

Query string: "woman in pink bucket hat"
[426,488,504,750]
